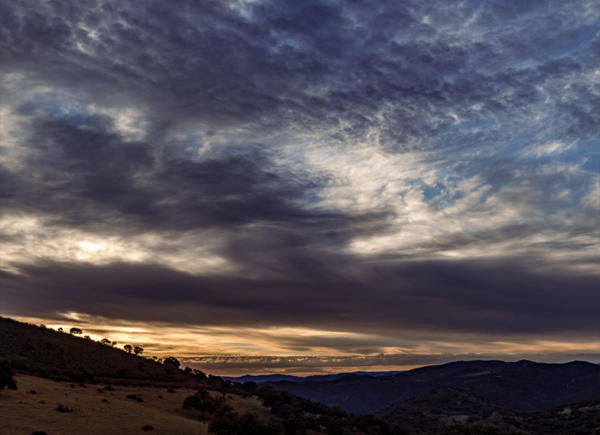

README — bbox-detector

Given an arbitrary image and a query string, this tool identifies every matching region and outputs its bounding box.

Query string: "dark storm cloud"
[3,258,599,337]
[0,0,599,363]
[4,109,351,234]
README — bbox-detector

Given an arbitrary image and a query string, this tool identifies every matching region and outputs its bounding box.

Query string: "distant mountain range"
[224,370,404,384]
[256,359,600,414]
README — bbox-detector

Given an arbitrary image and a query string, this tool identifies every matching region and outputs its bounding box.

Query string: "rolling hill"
[0,316,192,383]
[224,371,404,384]
[379,387,600,434]
[264,359,600,414]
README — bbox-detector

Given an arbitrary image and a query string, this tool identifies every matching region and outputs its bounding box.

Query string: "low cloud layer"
[1,0,599,373]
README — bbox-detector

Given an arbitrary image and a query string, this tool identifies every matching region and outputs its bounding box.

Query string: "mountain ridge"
[264,359,600,414]
[224,370,405,384]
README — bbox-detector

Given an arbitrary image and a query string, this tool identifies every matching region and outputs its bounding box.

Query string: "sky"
[0,0,599,376]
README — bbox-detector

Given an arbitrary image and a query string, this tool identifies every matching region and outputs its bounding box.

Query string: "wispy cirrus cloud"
[0,0,598,373]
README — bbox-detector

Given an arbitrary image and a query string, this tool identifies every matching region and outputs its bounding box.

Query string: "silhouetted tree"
[133,345,144,355]
[182,389,223,418]
[163,356,180,369]
[124,344,133,353]
[100,338,111,346]
[193,369,207,380]
[57,327,63,333]
[69,327,82,335]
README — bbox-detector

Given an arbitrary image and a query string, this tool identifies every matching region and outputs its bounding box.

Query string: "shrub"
[242,381,258,395]
[182,388,210,408]
[55,404,73,413]
[0,360,17,390]
[208,405,238,435]
[182,389,222,419]
[208,405,283,435]
[70,373,86,384]
[126,393,143,402]
[238,412,284,435]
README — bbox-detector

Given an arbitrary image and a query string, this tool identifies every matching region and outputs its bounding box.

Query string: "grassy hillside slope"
[0,317,188,382]
[1,375,208,434]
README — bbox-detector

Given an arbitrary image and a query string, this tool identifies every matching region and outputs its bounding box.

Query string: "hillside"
[0,317,192,383]
[265,360,600,414]
[1,375,209,434]
[378,387,521,434]
[380,387,600,434]
[224,371,405,384]
[0,375,402,435]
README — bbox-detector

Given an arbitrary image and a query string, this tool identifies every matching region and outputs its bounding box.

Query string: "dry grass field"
[0,375,211,434]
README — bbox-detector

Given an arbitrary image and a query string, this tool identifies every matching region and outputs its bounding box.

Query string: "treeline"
[43,325,147,358]
[183,381,408,435]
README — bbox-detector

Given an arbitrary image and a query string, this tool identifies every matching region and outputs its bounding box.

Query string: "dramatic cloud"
[0,0,598,374]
